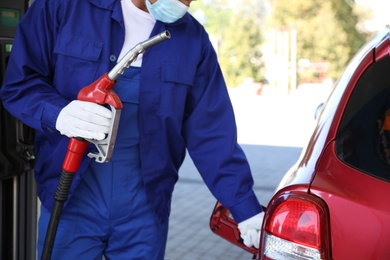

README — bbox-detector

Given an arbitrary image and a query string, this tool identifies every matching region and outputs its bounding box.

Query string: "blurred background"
[190,0,387,92]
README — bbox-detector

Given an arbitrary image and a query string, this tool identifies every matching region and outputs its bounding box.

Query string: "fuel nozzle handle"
[108,30,171,81]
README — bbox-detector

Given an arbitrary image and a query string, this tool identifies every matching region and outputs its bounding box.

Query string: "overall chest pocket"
[53,35,103,99]
[159,63,197,115]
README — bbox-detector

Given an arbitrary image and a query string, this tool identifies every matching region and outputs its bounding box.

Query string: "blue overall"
[37,67,168,259]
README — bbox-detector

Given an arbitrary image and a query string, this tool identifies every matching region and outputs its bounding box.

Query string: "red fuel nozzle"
[77,73,123,109]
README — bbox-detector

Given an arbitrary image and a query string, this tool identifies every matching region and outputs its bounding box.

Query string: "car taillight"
[260,193,331,260]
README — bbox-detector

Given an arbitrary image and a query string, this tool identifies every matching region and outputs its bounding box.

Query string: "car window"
[336,56,390,181]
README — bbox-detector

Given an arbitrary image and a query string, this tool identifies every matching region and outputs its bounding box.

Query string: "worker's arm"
[0,0,67,132]
[183,36,263,223]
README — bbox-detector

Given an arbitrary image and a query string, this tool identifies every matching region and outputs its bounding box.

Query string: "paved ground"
[165,86,329,259]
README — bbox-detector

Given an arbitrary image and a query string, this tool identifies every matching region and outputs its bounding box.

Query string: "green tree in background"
[329,0,368,58]
[218,0,268,87]
[191,0,269,87]
[270,0,368,81]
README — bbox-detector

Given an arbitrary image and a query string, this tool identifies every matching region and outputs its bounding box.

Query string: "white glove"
[238,211,265,248]
[56,100,112,140]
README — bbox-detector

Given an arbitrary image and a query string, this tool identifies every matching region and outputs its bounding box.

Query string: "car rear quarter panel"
[310,142,390,259]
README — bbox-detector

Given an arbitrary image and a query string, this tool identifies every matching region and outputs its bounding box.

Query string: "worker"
[0,0,264,258]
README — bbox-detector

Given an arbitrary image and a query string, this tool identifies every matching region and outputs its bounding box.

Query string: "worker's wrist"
[228,195,263,223]
[41,99,70,133]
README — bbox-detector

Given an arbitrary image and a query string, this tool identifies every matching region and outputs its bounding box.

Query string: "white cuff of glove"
[238,211,265,248]
[56,100,112,141]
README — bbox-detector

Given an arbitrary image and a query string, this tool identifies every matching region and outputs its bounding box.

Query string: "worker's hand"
[56,100,112,140]
[238,211,265,249]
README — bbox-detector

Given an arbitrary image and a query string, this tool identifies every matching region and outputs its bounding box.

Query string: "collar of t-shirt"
[118,0,157,67]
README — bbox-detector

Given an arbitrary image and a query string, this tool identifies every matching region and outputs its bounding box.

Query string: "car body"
[210,27,390,259]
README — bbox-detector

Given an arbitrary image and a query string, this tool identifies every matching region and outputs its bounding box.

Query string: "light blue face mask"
[146,0,189,23]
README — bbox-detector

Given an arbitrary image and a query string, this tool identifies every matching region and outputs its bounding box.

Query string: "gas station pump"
[0,1,37,259]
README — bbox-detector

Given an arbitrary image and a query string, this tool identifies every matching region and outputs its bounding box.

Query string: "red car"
[210,27,390,260]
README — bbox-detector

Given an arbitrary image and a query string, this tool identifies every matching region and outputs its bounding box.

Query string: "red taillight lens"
[267,198,321,247]
[261,193,331,260]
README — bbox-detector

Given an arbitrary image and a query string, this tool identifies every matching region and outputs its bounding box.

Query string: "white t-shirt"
[118,0,156,67]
